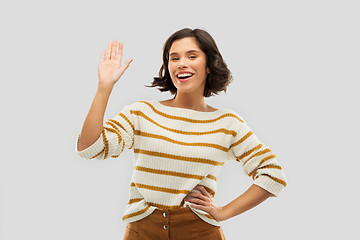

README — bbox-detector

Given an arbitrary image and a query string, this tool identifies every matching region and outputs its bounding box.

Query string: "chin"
[177,86,201,94]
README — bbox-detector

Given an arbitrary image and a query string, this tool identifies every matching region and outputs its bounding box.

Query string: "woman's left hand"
[183,185,225,222]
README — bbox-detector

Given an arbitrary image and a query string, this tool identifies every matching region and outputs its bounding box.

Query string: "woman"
[76,28,287,240]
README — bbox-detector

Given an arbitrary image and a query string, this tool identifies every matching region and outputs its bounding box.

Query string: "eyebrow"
[169,50,200,56]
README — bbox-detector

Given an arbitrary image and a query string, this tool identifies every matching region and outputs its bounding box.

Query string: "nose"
[178,57,188,68]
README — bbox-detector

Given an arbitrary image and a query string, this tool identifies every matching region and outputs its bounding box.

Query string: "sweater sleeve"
[75,103,135,160]
[229,119,287,197]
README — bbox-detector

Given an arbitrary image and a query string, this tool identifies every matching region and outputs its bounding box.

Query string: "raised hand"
[98,40,133,87]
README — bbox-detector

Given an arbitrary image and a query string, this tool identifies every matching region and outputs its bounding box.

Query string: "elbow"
[75,134,106,160]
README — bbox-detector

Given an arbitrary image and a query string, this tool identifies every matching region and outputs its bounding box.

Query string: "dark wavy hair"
[145,28,233,98]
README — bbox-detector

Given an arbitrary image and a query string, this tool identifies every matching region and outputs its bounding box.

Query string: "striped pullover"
[75,99,287,226]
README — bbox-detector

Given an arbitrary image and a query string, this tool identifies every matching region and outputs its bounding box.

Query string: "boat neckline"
[152,100,222,114]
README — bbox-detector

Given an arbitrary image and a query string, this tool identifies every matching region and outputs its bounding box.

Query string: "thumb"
[120,58,133,72]
[99,50,106,63]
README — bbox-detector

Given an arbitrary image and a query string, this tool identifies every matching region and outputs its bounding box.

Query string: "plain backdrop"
[1,0,359,239]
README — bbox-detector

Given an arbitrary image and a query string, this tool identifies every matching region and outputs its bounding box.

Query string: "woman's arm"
[184,184,273,222]
[219,184,273,221]
[77,85,113,151]
[77,40,133,151]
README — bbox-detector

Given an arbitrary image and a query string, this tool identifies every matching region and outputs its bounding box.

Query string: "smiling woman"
[76,28,287,240]
[146,28,233,99]
[167,37,209,97]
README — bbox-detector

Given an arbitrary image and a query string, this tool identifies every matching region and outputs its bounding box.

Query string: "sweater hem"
[122,206,157,224]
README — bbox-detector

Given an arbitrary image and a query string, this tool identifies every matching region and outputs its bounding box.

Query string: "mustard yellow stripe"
[203,186,215,197]
[258,174,287,187]
[204,214,215,220]
[133,148,225,166]
[237,144,263,163]
[250,165,282,179]
[105,120,124,144]
[257,165,282,170]
[258,154,277,167]
[134,166,205,180]
[130,182,190,195]
[242,147,271,166]
[127,198,143,204]
[118,112,134,131]
[207,174,217,181]
[121,139,125,152]
[139,100,244,123]
[122,205,151,220]
[104,126,121,145]
[229,131,253,149]
[108,118,134,149]
[258,165,282,171]
[107,119,127,132]
[134,130,229,152]
[131,110,237,137]
[102,128,109,159]
[90,148,104,159]
[107,119,134,150]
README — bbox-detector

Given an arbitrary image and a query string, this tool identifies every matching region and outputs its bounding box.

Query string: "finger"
[196,185,212,198]
[119,58,133,72]
[106,42,112,60]
[100,50,106,62]
[186,192,209,202]
[116,41,124,65]
[184,197,207,206]
[111,40,117,60]
[189,203,210,213]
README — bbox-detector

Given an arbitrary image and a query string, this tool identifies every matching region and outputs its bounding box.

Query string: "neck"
[171,93,208,112]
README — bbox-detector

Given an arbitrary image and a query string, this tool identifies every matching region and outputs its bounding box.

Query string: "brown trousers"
[123,207,226,240]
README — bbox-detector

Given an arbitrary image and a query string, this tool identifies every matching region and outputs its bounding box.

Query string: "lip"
[176,72,194,82]
[177,74,193,82]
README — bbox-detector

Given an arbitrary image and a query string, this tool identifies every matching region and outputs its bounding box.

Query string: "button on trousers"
[123,207,226,240]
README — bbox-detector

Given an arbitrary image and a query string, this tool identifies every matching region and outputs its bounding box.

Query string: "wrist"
[218,205,230,222]
[97,83,114,92]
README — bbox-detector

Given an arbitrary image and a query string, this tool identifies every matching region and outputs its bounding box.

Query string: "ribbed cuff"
[253,175,285,197]
[75,134,104,159]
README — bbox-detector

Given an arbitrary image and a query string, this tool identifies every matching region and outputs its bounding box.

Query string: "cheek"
[168,63,175,75]
[167,64,177,82]
[193,61,207,73]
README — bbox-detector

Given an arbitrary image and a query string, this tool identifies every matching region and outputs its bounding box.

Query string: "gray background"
[1,0,359,239]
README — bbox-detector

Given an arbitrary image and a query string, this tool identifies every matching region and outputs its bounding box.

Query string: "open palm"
[98,40,133,86]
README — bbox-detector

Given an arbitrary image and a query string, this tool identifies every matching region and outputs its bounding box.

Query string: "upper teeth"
[178,73,192,78]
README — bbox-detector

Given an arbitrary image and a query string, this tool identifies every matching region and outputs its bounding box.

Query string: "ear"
[207,67,210,74]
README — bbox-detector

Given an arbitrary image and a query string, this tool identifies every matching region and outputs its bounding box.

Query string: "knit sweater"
[75,99,287,226]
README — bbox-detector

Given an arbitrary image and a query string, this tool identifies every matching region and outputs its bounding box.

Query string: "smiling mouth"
[177,73,194,82]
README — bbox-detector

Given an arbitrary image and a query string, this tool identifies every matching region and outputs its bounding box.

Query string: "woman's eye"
[170,56,195,61]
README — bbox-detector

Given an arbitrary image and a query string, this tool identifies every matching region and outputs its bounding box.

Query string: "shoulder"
[126,99,151,108]
[123,99,157,112]
[222,108,246,124]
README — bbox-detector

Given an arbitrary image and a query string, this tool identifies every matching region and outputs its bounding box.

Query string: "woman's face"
[168,37,209,95]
